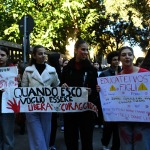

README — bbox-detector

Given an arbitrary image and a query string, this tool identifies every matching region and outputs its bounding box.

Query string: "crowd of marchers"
[0,38,149,150]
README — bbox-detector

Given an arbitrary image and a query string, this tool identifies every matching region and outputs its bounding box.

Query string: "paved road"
[14,123,109,150]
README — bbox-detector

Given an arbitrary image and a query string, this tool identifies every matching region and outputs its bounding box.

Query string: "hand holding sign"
[96,85,101,92]
[86,87,92,95]
[7,98,20,112]
[61,83,69,88]
[2,87,98,114]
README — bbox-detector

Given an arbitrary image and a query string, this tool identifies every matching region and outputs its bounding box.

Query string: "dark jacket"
[48,53,61,81]
[61,58,98,103]
[99,66,122,77]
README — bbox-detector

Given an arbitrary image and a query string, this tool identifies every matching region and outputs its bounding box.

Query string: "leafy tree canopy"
[0,0,149,58]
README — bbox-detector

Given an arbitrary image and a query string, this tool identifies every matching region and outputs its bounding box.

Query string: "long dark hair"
[74,39,86,50]
[140,50,150,70]
[0,46,12,66]
[74,38,87,56]
[48,53,61,80]
[29,45,44,65]
[0,46,9,56]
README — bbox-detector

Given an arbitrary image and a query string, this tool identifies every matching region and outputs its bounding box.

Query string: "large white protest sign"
[2,86,98,114]
[0,66,18,90]
[97,72,150,122]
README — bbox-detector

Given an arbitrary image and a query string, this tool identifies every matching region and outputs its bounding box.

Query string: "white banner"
[0,66,18,90]
[97,72,150,122]
[2,86,98,114]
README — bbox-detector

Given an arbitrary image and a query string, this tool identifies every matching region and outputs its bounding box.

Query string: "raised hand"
[7,98,20,112]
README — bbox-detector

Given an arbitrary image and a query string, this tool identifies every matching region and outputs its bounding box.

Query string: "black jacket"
[61,58,98,103]
[99,66,122,77]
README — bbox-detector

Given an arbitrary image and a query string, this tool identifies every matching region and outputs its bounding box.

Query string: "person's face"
[33,48,47,64]
[59,56,63,66]
[137,60,143,67]
[93,62,100,70]
[75,43,88,62]
[63,60,69,67]
[111,56,119,68]
[0,50,8,67]
[120,48,134,67]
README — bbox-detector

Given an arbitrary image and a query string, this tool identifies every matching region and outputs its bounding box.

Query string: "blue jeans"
[26,112,52,150]
[0,113,15,150]
[119,123,150,150]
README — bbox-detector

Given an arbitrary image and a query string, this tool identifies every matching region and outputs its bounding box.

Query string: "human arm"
[21,70,29,87]
[51,70,60,87]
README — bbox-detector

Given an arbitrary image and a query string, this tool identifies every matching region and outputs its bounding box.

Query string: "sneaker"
[60,126,64,132]
[94,124,99,128]
[101,124,104,129]
[49,146,56,150]
[102,146,110,150]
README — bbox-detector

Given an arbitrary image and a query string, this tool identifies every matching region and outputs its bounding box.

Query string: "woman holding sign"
[0,46,17,150]
[21,45,60,150]
[118,46,149,150]
[61,39,98,150]
[97,46,150,150]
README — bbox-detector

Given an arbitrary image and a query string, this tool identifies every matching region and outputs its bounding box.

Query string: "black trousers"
[64,111,94,150]
[94,97,104,126]
[49,113,57,147]
[101,122,120,150]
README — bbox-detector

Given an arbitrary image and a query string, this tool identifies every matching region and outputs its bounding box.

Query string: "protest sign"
[97,72,150,122]
[0,66,18,89]
[2,86,98,114]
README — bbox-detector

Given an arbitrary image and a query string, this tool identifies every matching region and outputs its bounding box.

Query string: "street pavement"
[14,124,112,150]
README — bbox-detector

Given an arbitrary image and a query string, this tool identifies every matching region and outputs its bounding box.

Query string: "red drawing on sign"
[120,128,131,144]
[134,132,142,142]
[0,80,7,88]
[7,98,20,112]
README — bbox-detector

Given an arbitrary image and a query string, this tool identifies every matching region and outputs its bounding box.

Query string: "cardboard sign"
[2,86,98,114]
[97,72,150,122]
[0,66,18,89]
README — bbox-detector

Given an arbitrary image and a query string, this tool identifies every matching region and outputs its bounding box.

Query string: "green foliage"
[0,0,149,58]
